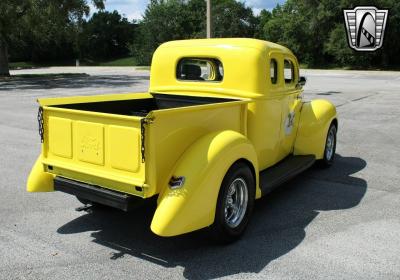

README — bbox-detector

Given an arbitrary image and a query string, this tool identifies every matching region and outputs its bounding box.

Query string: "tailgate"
[41,106,147,198]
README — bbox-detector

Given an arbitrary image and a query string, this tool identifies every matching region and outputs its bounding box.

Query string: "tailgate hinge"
[140,116,154,163]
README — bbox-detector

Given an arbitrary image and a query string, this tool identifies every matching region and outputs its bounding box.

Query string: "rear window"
[177,58,223,82]
[284,59,294,84]
[270,59,278,84]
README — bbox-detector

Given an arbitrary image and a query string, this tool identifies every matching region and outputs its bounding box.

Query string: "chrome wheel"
[211,162,255,243]
[325,126,336,161]
[224,178,248,228]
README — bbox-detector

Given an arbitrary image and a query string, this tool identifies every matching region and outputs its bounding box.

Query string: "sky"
[98,0,286,21]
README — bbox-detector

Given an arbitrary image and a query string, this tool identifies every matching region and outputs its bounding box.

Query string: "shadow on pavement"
[57,154,367,279]
[316,91,342,95]
[0,74,149,91]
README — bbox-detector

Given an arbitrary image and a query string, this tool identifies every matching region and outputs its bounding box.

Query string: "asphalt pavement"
[0,67,399,279]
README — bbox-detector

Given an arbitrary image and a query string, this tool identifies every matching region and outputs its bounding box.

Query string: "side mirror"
[297,76,306,88]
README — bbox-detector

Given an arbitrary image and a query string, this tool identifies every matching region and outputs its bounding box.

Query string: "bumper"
[54,176,144,211]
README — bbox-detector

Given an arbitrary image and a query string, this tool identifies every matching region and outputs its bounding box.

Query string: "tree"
[258,0,400,69]
[260,0,340,66]
[0,0,30,76]
[80,11,136,60]
[324,24,357,66]
[133,0,258,65]
[212,0,257,38]
[132,0,204,65]
[254,9,271,38]
[3,0,399,72]
[0,0,104,77]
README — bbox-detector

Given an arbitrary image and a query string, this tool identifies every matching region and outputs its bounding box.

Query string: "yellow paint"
[27,155,55,192]
[151,130,258,236]
[48,117,72,158]
[108,126,141,173]
[38,92,153,106]
[150,38,291,99]
[146,101,250,197]
[294,99,337,159]
[28,38,337,237]
[39,100,147,197]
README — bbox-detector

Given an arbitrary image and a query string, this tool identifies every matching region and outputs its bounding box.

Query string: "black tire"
[210,162,255,244]
[319,123,337,167]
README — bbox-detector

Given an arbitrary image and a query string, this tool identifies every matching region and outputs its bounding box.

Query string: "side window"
[284,59,294,84]
[270,59,278,84]
[176,58,223,82]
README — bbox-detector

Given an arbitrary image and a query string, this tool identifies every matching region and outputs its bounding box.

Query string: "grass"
[299,62,400,71]
[9,56,143,69]
[81,56,139,67]
[299,63,349,70]
[135,66,151,70]
[9,60,76,70]
[0,73,88,81]
[9,61,39,70]
[15,73,88,78]
[95,57,137,66]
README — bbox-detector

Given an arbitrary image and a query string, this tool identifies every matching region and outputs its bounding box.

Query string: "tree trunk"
[0,39,10,77]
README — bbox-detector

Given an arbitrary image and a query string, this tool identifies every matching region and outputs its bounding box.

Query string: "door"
[279,57,303,157]
[254,54,285,170]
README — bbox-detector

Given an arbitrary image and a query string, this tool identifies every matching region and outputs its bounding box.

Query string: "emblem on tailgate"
[81,135,100,153]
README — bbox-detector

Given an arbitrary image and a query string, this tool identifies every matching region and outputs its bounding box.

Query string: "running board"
[259,155,315,196]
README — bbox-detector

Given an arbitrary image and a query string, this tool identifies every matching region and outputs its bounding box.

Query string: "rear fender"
[27,155,55,192]
[294,99,337,159]
[151,130,258,237]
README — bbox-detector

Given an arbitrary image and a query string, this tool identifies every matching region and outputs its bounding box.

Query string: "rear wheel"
[319,123,337,167]
[210,162,255,244]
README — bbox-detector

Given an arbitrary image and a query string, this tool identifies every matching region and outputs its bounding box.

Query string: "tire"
[210,162,255,244]
[319,123,337,167]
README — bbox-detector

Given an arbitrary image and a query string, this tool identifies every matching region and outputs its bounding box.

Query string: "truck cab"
[28,39,337,242]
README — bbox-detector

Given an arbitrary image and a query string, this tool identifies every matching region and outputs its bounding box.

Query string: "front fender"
[294,99,337,159]
[151,130,258,237]
[27,155,55,192]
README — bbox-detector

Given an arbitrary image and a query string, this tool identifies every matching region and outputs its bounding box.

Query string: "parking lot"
[0,67,399,279]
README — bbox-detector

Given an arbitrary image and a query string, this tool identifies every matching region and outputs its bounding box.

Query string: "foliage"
[132,0,258,65]
[131,0,206,65]
[80,11,137,60]
[2,0,400,71]
[0,0,105,75]
[212,0,257,38]
[259,0,400,69]
[83,56,138,66]
[324,24,357,66]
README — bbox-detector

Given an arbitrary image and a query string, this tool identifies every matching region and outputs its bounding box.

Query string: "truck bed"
[39,92,249,198]
[53,93,233,117]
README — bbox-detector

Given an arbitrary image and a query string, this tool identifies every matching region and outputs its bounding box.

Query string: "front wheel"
[210,162,255,244]
[319,123,337,167]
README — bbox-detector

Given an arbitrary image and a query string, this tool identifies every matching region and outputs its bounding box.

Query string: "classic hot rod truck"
[27,39,337,242]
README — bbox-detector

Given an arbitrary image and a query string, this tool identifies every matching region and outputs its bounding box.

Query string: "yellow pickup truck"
[27,38,337,242]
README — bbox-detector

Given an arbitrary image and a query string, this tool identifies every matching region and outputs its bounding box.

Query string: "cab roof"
[150,38,297,98]
[158,38,293,55]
